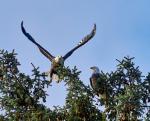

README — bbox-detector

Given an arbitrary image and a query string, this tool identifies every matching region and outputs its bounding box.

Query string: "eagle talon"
[48,78,52,84]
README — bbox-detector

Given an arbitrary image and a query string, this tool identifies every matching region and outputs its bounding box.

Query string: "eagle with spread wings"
[21,21,96,82]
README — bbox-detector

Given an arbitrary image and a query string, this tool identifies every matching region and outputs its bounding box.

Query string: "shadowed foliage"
[0,50,103,121]
[0,50,149,121]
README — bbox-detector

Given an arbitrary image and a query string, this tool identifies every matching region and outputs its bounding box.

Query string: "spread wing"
[63,24,96,60]
[21,21,55,62]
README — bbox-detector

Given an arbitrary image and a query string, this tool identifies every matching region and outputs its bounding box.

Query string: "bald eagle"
[90,66,108,105]
[21,21,96,82]
[90,66,100,93]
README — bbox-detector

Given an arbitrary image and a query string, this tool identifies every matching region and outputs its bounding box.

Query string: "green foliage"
[95,56,150,120]
[59,66,102,120]
[0,50,150,121]
[0,50,103,121]
[0,50,50,120]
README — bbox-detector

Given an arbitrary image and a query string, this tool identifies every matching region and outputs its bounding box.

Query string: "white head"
[54,56,64,65]
[90,66,100,74]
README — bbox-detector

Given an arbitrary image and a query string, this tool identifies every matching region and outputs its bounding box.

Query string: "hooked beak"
[90,67,94,70]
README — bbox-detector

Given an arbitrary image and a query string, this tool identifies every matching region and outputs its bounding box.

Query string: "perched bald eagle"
[21,21,96,82]
[90,66,100,94]
[90,66,108,105]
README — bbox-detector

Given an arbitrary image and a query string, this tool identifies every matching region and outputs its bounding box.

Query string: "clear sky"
[1,0,150,108]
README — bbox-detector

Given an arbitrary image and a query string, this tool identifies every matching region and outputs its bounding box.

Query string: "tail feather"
[52,74,60,83]
[45,71,61,83]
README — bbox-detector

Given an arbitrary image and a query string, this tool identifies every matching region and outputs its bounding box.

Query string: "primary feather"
[21,21,55,61]
[63,24,96,60]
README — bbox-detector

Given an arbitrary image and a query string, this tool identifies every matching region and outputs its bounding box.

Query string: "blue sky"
[1,0,150,108]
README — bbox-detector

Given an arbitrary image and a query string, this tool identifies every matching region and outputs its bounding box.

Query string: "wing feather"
[63,24,96,60]
[90,77,94,90]
[21,21,55,61]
